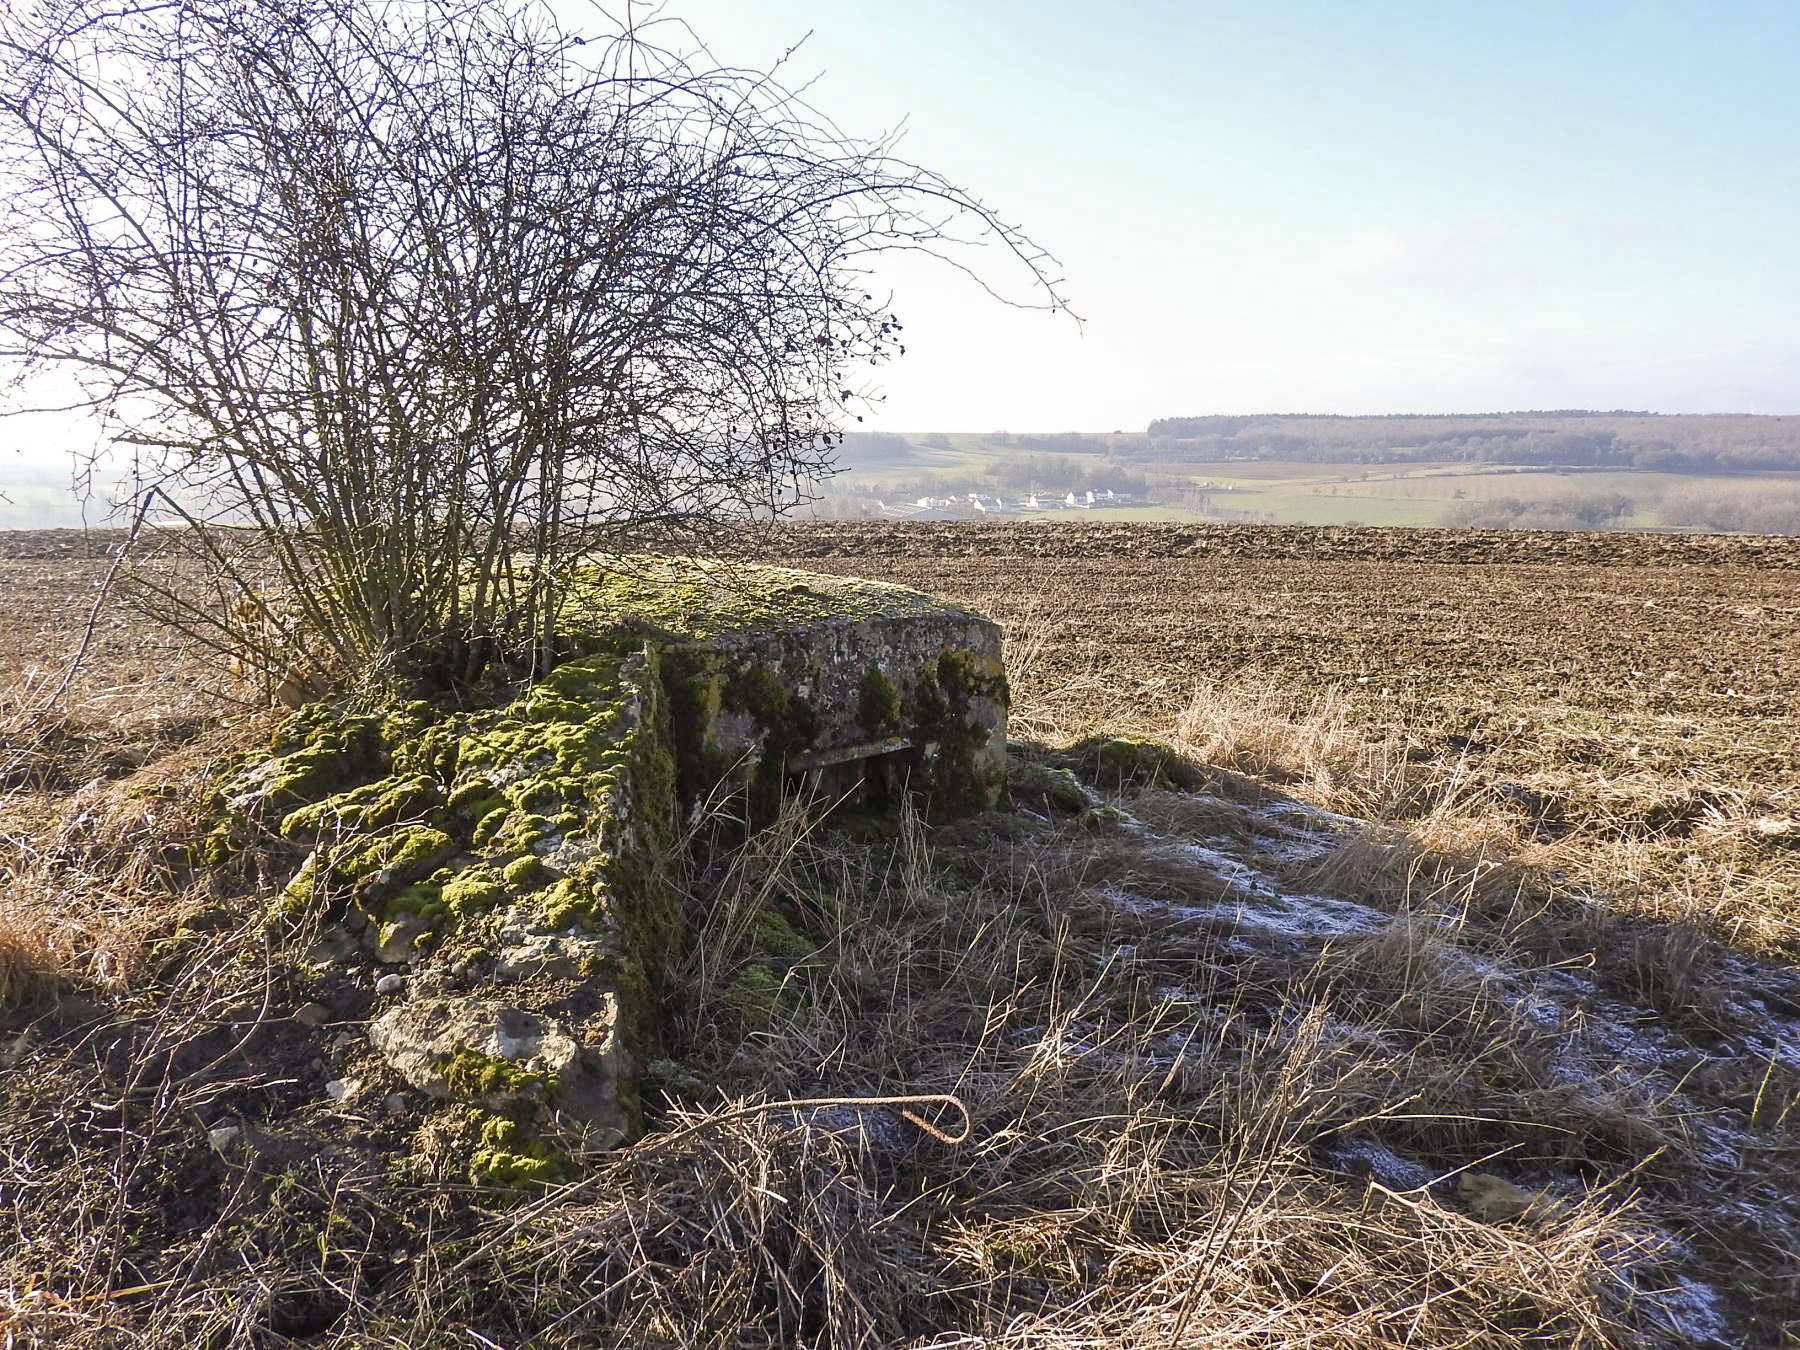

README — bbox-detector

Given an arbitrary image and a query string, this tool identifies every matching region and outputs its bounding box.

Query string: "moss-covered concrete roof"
[559,558,984,644]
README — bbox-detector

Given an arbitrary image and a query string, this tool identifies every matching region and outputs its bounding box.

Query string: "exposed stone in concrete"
[374,915,430,963]
[494,909,614,982]
[368,996,631,1147]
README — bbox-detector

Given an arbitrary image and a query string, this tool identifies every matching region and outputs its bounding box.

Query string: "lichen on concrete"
[857,665,903,738]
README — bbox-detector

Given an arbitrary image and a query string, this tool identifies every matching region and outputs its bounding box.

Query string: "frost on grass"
[1050,767,1799,1348]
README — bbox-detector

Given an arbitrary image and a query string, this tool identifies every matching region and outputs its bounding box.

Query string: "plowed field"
[5,520,1796,936]
[742,520,1797,728]
[738,521,1800,945]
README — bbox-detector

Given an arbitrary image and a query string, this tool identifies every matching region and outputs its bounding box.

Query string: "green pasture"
[1220,463,1800,529]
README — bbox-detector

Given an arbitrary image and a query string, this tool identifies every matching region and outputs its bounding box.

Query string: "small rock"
[375,916,430,964]
[306,924,360,965]
[495,929,611,982]
[293,1001,331,1028]
[324,1077,360,1101]
[1458,1172,1566,1224]
[1754,816,1798,844]
[384,1093,408,1116]
[374,973,407,995]
[410,966,454,995]
[208,1123,243,1153]
[535,833,604,875]
[368,996,631,1146]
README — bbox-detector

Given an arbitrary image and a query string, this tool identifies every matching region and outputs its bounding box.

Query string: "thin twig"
[34,487,155,717]
[631,1091,973,1155]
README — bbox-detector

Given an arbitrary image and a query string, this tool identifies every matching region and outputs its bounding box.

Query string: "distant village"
[874,487,1140,520]
[857,483,1247,521]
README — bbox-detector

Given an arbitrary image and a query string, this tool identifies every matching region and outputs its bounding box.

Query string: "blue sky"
[638,0,1800,428]
[4,0,1798,512]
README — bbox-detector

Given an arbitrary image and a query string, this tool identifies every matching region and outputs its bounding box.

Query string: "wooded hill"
[1140,412,1800,471]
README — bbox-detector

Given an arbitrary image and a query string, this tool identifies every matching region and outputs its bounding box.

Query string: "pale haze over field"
[4,0,1800,513]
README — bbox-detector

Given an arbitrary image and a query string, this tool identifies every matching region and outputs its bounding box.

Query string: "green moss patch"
[898,644,1011,818]
[559,558,984,645]
[445,1048,558,1110]
[469,1115,568,1188]
[751,909,818,962]
[1062,736,1204,794]
[279,772,443,843]
[442,867,507,919]
[1010,760,1094,815]
[720,962,787,1032]
[338,825,456,891]
[858,665,903,737]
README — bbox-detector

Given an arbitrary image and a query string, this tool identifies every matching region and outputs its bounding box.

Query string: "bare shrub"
[0,0,1065,689]
[1445,492,1636,530]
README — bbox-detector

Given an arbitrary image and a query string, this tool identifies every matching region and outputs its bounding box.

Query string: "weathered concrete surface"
[602,560,1010,820]
[218,559,1008,1171]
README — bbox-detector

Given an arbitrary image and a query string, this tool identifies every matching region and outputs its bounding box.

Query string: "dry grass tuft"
[0,691,272,1013]
[0,903,59,1016]
[1170,678,1412,811]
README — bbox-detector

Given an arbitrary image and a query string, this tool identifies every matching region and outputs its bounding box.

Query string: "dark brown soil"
[7,518,1796,746]
[739,522,1800,723]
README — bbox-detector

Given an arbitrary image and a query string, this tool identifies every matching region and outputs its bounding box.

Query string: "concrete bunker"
[218,560,1008,1173]
[564,558,1009,821]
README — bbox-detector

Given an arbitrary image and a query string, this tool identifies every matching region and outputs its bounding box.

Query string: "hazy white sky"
[4,0,1799,504]
[643,0,1800,430]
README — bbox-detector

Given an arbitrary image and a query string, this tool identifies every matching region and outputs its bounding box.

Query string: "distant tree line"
[1140,413,1800,472]
[1442,483,1800,535]
[1445,493,1636,531]
[1657,483,1800,535]
[981,453,1148,495]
